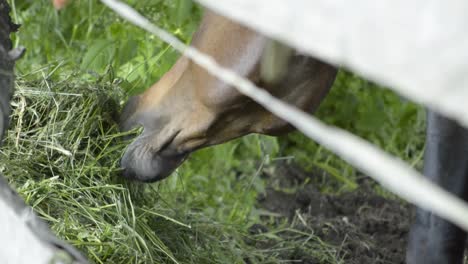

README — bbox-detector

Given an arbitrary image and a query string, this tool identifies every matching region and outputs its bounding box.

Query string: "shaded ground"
[254,162,412,264]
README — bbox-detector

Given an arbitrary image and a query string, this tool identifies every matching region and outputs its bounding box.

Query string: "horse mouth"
[130,152,189,183]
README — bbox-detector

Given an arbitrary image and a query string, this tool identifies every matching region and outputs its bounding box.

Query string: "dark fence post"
[0,0,17,140]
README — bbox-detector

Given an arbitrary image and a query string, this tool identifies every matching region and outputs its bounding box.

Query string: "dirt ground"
[255,162,412,264]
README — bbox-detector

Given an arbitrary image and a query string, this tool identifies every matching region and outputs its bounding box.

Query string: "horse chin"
[120,137,190,182]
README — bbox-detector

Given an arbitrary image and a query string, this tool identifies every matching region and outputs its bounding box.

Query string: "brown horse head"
[120,10,337,182]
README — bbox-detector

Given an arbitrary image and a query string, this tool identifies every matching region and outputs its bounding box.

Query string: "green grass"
[282,71,426,193]
[10,0,201,94]
[2,0,426,263]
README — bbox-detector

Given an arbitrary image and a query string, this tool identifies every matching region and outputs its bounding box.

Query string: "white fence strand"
[0,197,54,264]
[100,0,468,231]
[196,0,468,129]
[0,175,87,264]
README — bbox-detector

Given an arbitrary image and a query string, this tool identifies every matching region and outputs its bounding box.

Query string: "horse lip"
[155,129,208,159]
[157,130,182,156]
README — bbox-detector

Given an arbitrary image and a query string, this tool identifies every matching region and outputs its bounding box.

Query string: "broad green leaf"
[81,39,116,73]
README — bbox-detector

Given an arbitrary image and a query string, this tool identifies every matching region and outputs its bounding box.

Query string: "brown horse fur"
[120,10,337,182]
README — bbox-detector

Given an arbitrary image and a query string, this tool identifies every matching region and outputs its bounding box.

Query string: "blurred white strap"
[197,0,468,129]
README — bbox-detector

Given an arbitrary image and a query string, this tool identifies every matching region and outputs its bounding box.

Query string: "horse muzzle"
[120,134,190,182]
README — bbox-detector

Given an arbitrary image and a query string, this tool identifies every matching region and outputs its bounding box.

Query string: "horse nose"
[120,137,189,182]
[120,95,189,182]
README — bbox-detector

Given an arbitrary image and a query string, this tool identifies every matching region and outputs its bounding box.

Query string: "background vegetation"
[2,0,425,263]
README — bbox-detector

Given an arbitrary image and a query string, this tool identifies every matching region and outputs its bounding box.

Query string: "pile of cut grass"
[0,76,343,263]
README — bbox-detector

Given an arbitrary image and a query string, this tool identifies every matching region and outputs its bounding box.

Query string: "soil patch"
[255,162,412,264]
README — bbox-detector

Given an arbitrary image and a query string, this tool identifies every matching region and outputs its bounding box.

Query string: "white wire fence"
[101,0,468,231]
